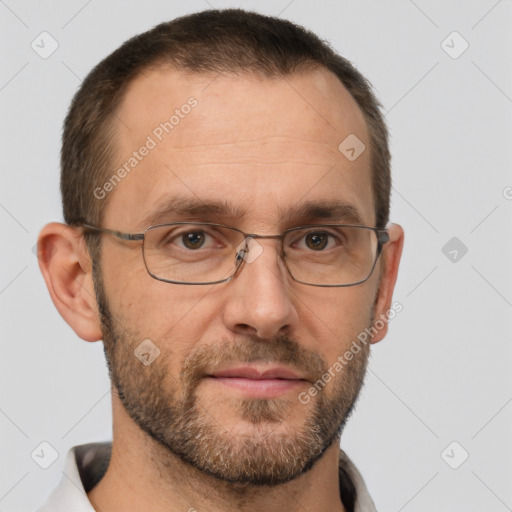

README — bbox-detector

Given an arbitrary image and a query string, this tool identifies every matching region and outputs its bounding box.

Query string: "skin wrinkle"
[151,137,341,162]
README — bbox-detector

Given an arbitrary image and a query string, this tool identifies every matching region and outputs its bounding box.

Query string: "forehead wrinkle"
[149,135,341,164]
[165,135,337,151]
[147,147,339,174]
[168,161,334,170]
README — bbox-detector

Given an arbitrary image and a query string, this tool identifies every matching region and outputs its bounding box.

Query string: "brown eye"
[305,232,329,250]
[182,231,206,249]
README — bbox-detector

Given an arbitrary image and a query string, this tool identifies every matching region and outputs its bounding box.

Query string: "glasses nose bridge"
[241,232,286,254]
[235,232,287,270]
[245,232,284,242]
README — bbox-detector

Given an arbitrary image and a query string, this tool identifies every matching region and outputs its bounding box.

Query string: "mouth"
[205,365,309,398]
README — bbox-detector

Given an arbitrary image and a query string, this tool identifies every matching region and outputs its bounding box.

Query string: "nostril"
[234,323,258,336]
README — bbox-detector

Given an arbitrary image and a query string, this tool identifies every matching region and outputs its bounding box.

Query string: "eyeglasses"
[81,222,389,287]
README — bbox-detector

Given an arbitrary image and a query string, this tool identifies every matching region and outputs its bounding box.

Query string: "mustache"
[180,334,328,390]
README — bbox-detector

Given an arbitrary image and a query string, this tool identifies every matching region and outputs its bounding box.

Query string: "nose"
[222,237,299,339]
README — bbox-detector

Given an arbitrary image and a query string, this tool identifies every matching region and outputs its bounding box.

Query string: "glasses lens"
[143,223,245,284]
[142,223,382,286]
[283,225,379,286]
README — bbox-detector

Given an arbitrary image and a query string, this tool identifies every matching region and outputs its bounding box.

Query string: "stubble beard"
[92,262,371,487]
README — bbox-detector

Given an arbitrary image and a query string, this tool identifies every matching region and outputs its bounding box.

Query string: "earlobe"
[37,222,103,342]
[369,223,405,344]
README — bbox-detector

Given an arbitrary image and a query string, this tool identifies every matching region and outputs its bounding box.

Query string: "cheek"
[299,286,376,360]
[111,276,216,357]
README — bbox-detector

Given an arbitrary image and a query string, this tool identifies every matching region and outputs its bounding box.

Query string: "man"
[37,8,404,512]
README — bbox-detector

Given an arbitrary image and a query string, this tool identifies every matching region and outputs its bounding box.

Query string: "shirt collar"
[37,442,376,512]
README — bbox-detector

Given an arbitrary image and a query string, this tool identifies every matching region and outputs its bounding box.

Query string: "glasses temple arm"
[81,224,144,241]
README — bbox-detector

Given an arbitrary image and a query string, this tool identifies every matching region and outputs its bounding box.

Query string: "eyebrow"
[139,195,366,230]
[140,196,246,229]
[279,200,365,226]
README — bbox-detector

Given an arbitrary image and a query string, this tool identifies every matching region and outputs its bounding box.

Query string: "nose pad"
[235,237,264,264]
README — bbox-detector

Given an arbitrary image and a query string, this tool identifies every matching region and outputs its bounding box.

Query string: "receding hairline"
[101,61,372,196]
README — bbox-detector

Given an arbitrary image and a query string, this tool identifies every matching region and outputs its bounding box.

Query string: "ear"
[370,223,404,344]
[37,222,103,342]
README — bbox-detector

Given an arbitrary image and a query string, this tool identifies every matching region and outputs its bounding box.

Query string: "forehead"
[103,66,374,229]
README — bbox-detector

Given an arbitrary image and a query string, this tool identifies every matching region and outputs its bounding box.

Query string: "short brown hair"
[61,8,391,257]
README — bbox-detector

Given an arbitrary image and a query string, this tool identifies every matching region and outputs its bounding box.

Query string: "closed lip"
[208,366,307,381]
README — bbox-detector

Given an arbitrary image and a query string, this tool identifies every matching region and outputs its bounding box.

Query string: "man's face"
[95,67,380,485]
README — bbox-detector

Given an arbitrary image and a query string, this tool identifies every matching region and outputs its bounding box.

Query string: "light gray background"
[1,1,511,510]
